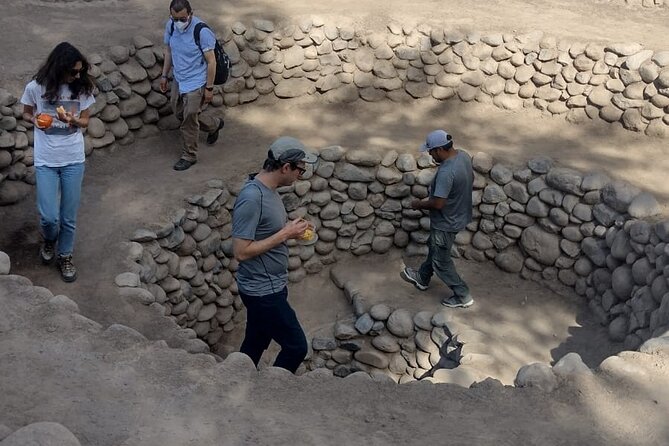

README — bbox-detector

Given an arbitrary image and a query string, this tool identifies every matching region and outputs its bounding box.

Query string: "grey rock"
[629,220,651,244]
[503,181,530,204]
[495,247,524,273]
[572,203,593,222]
[545,168,582,196]
[334,163,376,182]
[490,164,513,185]
[527,156,553,174]
[274,78,314,98]
[387,309,414,338]
[472,152,493,174]
[527,177,548,196]
[526,196,549,218]
[354,349,390,369]
[600,181,641,213]
[628,192,660,218]
[611,265,634,300]
[370,303,392,321]
[624,50,654,70]
[608,315,628,342]
[354,313,374,334]
[371,335,401,353]
[345,150,382,167]
[482,184,507,203]
[552,353,591,377]
[312,337,337,351]
[521,225,560,265]
[515,363,557,392]
[0,422,81,446]
[0,251,10,274]
[396,153,417,172]
[592,203,622,227]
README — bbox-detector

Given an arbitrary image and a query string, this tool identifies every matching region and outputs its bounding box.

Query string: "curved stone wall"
[118,144,669,382]
[604,0,667,6]
[2,19,669,205]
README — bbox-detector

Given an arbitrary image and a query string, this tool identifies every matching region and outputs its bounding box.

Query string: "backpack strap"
[169,20,174,37]
[193,22,209,65]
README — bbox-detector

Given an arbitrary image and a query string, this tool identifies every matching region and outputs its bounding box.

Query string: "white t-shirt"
[20,80,95,167]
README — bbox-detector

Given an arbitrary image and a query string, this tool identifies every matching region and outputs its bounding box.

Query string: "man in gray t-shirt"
[400,130,475,308]
[232,136,318,373]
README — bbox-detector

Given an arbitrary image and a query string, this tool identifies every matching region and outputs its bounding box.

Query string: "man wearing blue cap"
[400,130,475,308]
[232,136,318,373]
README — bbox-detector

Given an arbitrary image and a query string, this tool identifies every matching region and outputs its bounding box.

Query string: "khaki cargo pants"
[170,80,221,162]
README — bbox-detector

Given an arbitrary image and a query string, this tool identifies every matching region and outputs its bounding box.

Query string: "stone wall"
[117,144,669,382]
[2,19,669,205]
[603,0,667,6]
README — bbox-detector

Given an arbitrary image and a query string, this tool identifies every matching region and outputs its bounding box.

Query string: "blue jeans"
[239,286,308,373]
[418,228,470,298]
[35,163,85,256]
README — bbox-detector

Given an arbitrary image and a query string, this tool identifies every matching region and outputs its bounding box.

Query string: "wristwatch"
[205,86,214,91]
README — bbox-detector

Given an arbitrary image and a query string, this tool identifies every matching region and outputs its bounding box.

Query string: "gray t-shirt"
[232,177,289,296]
[429,150,473,232]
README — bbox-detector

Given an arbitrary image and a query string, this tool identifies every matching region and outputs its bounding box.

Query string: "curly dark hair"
[34,42,94,103]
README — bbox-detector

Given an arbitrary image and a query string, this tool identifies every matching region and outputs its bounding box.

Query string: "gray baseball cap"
[419,130,453,152]
[268,136,318,164]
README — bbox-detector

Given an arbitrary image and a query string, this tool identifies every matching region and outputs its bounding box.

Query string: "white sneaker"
[400,267,428,291]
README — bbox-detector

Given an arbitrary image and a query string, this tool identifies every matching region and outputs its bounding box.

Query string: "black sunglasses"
[290,163,307,176]
[171,15,190,22]
[70,67,83,76]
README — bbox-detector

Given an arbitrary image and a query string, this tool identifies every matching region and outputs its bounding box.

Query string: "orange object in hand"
[35,113,53,129]
[299,228,315,241]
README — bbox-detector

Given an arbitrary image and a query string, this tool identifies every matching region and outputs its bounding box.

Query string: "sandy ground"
[1,0,669,444]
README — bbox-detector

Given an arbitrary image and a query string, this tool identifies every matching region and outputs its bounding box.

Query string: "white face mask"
[174,18,190,32]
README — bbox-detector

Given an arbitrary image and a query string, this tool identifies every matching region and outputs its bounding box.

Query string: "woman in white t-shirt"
[21,42,95,282]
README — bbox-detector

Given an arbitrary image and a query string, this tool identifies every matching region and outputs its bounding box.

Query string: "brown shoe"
[57,255,77,282]
[39,240,56,264]
[173,158,196,171]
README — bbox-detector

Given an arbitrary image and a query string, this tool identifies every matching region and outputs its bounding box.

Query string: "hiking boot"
[206,118,225,145]
[173,158,196,171]
[39,240,56,265]
[441,295,474,308]
[57,254,77,283]
[400,266,428,291]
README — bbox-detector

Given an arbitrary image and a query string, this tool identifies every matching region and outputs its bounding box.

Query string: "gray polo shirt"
[429,150,473,232]
[232,178,289,296]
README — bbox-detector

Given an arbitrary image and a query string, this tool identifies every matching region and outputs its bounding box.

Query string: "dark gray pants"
[418,228,470,298]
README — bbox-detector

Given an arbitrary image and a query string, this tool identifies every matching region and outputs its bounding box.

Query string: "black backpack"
[170,21,231,85]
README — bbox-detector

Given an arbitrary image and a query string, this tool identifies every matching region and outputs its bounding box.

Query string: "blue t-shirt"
[429,150,473,232]
[163,16,217,94]
[232,178,289,296]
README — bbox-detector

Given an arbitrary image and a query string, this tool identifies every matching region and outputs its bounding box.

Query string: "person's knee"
[432,256,454,271]
[40,214,59,227]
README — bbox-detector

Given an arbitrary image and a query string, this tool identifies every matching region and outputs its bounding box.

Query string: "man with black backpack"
[160,0,226,171]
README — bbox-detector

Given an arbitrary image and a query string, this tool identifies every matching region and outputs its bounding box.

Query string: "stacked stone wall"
[599,0,666,6]
[117,144,669,381]
[2,20,669,205]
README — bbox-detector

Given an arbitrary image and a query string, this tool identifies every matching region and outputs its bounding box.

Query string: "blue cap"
[419,130,453,152]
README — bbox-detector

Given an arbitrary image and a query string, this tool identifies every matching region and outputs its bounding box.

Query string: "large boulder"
[520,226,560,266]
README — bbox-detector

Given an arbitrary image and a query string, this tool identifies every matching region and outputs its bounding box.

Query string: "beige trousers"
[170,81,220,162]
